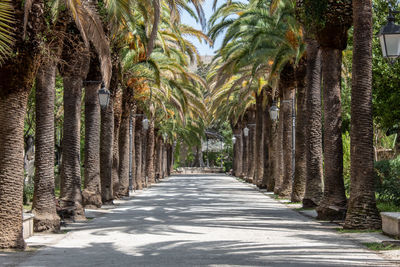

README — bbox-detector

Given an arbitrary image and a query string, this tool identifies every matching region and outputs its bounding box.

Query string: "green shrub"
[375,156,400,205]
[343,132,351,196]
[23,183,34,205]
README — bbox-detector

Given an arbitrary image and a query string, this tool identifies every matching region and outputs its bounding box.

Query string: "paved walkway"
[2,175,398,266]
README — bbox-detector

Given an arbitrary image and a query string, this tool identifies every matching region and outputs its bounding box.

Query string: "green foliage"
[298,0,328,29]
[336,228,382,234]
[372,0,400,130]
[363,242,400,251]
[374,156,400,205]
[377,201,400,212]
[342,132,351,196]
[23,183,34,205]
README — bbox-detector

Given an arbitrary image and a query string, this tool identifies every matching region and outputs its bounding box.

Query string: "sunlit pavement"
[3,175,397,266]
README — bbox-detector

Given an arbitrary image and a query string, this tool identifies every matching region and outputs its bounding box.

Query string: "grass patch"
[336,228,382,234]
[23,204,32,211]
[287,201,302,205]
[377,201,400,212]
[363,242,400,251]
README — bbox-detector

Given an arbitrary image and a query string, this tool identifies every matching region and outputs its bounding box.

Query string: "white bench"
[23,213,34,239]
[381,212,400,238]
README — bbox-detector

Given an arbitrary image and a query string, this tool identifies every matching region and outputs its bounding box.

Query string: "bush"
[23,183,34,205]
[343,132,351,196]
[375,156,400,205]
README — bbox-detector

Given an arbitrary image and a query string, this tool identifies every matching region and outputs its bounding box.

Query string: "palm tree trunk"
[167,144,173,176]
[255,92,264,186]
[344,0,381,229]
[274,98,284,195]
[268,107,278,192]
[130,112,136,189]
[142,127,147,186]
[134,117,143,190]
[247,110,256,182]
[262,104,271,189]
[33,60,60,231]
[117,91,133,197]
[232,123,243,177]
[316,48,347,220]
[146,120,156,184]
[242,113,249,178]
[291,59,307,202]
[100,98,114,203]
[279,89,295,198]
[162,142,167,178]
[0,90,30,248]
[303,39,323,208]
[112,89,122,197]
[83,55,102,208]
[60,75,86,221]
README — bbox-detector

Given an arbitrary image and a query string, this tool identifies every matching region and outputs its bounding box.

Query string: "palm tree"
[146,119,156,184]
[232,122,243,176]
[278,64,296,198]
[298,0,352,220]
[135,112,144,190]
[82,52,102,208]
[33,57,61,232]
[32,11,67,231]
[59,30,90,221]
[0,0,15,65]
[291,57,307,202]
[344,0,381,229]
[254,91,264,186]
[0,0,46,248]
[302,38,323,208]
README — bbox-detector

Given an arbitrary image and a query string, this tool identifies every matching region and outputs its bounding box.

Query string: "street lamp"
[232,136,237,144]
[379,9,400,59]
[142,118,149,131]
[98,82,110,109]
[243,126,249,137]
[269,102,279,121]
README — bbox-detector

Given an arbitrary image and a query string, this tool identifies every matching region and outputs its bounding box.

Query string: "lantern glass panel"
[142,118,149,130]
[243,127,249,137]
[380,33,400,58]
[98,89,110,109]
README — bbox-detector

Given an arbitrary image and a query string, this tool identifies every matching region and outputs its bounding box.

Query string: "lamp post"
[378,9,400,60]
[269,102,279,121]
[98,82,110,109]
[243,126,249,137]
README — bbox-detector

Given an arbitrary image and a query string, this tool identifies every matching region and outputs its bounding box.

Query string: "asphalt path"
[7,174,396,266]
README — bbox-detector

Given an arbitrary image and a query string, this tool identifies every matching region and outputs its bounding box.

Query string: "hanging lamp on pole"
[379,9,400,59]
[269,101,279,121]
[98,82,110,109]
[243,126,249,137]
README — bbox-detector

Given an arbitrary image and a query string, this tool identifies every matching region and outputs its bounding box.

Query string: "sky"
[180,1,222,56]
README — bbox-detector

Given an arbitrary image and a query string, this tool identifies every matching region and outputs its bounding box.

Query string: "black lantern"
[379,10,400,59]
[98,82,110,109]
